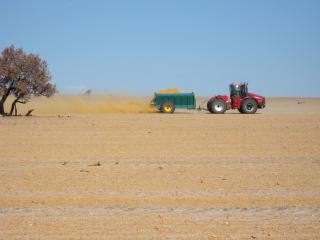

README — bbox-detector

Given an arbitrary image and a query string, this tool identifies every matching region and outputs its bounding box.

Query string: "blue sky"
[1,0,320,97]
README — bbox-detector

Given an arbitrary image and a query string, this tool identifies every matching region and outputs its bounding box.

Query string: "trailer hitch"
[197,100,209,112]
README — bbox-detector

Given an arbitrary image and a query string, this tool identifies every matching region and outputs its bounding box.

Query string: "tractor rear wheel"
[161,101,175,113]
[211,99,226,114]
[241,99,258,114]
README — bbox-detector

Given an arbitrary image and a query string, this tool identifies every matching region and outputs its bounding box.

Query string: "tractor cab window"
[230,84,247,98]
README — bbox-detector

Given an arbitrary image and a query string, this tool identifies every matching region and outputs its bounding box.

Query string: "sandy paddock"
[0,96,320,239]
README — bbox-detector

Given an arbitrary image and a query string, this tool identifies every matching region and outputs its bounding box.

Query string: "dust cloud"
[6,95,156,115]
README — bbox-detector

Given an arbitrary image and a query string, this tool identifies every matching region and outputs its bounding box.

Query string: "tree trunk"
[0,86,13,115]
[9,98,19,116]
[0,102,4,115]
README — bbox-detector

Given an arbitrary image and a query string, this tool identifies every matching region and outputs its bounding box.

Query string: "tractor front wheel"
[207,101,213,113]
[241,99,258,114]
[210,99,226,114]
[161,101,175,113]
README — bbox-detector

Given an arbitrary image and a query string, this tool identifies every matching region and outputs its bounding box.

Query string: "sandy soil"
[0,96,320,239]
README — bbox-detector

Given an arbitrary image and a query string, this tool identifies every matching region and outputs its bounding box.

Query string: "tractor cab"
[229,83,248,98]
[229,83,248,109]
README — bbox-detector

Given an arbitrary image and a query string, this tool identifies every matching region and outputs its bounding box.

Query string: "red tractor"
[207,83,265,114]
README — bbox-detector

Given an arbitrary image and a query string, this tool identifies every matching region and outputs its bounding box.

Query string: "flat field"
[0,96,320,239]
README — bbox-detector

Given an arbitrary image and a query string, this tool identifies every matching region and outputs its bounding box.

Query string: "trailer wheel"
[211,99,226,114]
[241,99,258,114]
[161,101,175,113]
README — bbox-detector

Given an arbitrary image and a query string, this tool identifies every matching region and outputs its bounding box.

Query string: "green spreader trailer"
[151,93,196,113]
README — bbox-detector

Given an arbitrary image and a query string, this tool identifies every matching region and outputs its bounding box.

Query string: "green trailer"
[151,92,196,113]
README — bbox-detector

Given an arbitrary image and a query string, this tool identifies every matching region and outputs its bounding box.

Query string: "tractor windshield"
[230,83,248,98]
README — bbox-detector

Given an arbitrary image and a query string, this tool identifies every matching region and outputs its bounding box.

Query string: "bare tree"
[0,45,56,115]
